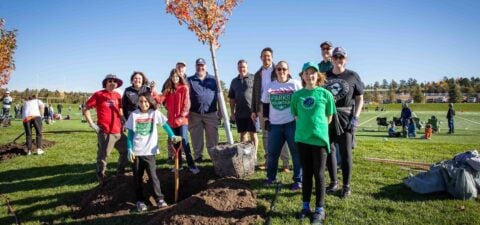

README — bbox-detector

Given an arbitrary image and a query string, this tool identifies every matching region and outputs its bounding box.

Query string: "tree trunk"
[209,43,234,144]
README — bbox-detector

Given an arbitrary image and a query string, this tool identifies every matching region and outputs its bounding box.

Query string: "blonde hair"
[300,70,326,87]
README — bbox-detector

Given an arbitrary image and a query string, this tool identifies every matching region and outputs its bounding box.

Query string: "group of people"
[224,42,364,224]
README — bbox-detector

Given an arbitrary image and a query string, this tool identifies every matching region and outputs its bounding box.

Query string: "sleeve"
[85,93,97,109]
[127,129,134,150]
[121,91,128,116]
[228,80,235,99]
[155,110,168,126]
[38,100,45,109]
[251,74,259,113]
[290,93,298,116]
[353,72,364,96]
[126,113,134,130]
[162,123,175,138]
[180,86,190,117]
[326,91,336,116]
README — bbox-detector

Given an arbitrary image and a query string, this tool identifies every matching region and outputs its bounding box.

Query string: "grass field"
[1,103,480,225]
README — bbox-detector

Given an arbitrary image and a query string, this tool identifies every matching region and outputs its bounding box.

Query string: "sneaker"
[27,150,32,156]
[263,178,276,186]
[189,167,200,174]
[298,208,311,220]
[340,186,351,198]
[35,149,44,155]
[326,182,338,194]
[194,157,203,163]
[257,163,267,170]
[311,211,326,225]
[136,201,148,212]
[171,167,184,173]
[290,182,302,191]
[281,166,290,173]
[157,199,168,208]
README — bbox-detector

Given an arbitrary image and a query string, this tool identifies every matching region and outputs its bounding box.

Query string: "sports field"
[0,103,479,225]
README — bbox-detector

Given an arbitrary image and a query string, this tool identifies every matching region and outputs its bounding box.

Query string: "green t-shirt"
[318,60,333,73]
[291,87,336,152]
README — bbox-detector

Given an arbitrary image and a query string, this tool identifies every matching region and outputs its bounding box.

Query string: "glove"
[347,116,359,131]
[170,136,182,144]
[128,149,135,163]
[90,123,100,133]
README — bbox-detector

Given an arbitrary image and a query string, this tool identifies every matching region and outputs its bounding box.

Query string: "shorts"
[236,118,257,133]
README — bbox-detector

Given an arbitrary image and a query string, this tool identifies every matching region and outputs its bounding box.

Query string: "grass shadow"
[372,183,451,202]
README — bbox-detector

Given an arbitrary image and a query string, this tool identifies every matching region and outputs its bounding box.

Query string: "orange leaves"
[164,0,241,49]
[0,18,17,88]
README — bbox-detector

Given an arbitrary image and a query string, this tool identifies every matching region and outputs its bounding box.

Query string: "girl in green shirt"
[291,62,336,224]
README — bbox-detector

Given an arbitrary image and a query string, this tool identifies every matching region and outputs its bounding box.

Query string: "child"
[388,122,402,138]
[407,118,416,138]
[424,124,432,140]
[126,92,182,212]
[291,62,335,224]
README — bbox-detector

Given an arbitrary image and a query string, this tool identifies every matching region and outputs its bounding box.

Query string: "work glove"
[128,149,135,163]
[170,136,182,144]
[90,123,100,133]
[347,116,359,132]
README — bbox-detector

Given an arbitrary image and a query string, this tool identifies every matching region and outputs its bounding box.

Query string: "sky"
[1,0,479,93]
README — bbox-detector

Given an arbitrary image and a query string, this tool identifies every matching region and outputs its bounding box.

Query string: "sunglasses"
[107,79,117,83]
[332,55,345,60]
[276,68,288,72]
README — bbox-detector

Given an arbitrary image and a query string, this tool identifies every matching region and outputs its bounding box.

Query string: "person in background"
[324,47,364,198]
[228,59,258,164]
[318,41,333,73]
[187,58,219,163]
[424,124,433,140]
[292,62,335,224]
[83,74,128,183]
[446,103,455,134]
[126,92,182,212]
[261,60,302,191]
[251,47,290,172]
[400,103,412,136]
[2,90,13,119]
[57,103,63,115]
[161,68,200,174]
[22,95,45,155]
[407,118,416,138]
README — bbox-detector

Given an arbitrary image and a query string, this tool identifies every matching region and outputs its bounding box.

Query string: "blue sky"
[1,0,479,92]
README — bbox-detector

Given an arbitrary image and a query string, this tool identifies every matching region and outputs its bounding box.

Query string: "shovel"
[171,142,183,203]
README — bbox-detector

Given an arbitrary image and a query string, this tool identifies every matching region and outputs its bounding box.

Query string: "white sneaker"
[35,149,44,155]
[27,150,32,156]
[136,201,147,212]
[157,199,168,208]
[189,167,200,174]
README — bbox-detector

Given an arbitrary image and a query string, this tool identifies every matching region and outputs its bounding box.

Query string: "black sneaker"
[326,182,338,194]
[298,208,311,220]
[340,186,351,198]
[311,211,326,225]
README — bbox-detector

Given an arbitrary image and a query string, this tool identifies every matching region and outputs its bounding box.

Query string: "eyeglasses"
[107,79,117,83]
[276,68,288,72]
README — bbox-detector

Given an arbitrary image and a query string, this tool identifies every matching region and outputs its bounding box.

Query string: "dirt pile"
[0,140,55,161]
[72,167,263,224]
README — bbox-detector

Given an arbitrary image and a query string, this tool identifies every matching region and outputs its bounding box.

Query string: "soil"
[0,140,55,161]
[72,167,263,224]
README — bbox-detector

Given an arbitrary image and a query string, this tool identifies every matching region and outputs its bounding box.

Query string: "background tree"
[0,19,17,88]
[411,85,424,103]
[166,0,242,144]
[448,79,463,103]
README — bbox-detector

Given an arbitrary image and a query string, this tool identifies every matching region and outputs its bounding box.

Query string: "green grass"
[1,104,480,225]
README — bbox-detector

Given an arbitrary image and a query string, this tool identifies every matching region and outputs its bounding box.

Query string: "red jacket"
[161,85,190,128]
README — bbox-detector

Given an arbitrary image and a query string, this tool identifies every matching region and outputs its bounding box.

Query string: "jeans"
[172,125,195,168]
[23,116,42,151]
[448,118,454,133]
[267,121,302,183]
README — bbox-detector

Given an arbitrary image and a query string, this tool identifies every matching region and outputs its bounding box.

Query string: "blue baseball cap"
[302,62,320,72]
[195,58,206,65]
[332,47,347,57]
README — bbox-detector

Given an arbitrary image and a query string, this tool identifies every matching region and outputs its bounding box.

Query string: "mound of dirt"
[146,178,263,225]
[72,167,263,225]
[0,140,55,161]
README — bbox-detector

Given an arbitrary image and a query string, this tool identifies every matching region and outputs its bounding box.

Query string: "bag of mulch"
[441,162,478,200]
[466,157,480,172]
[404,165,446,194]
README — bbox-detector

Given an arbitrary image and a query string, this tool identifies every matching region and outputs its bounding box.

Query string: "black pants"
[326,142,337,184]
[23,117,42,151]
[327,131,353,187]
[297,142,327,208]
[132,155,163,202]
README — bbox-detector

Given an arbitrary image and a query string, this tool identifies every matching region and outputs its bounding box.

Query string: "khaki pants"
[188,112,219,160]
[259,107,290,167]
[97,132,128,177]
